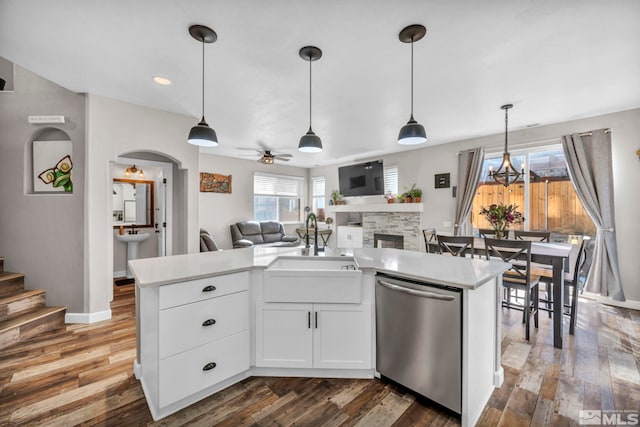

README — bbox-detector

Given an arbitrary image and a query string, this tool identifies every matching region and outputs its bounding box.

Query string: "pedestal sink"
[116,232,151,278]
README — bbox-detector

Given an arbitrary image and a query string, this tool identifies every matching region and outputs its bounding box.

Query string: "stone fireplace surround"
[327,203,423,252]
[363,212,421,251]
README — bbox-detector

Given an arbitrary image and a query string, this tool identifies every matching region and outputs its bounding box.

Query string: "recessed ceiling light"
[152,76,172,86]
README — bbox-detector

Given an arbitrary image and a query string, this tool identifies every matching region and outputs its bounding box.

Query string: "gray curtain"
[454,147,485,236]
[561,129,625,301]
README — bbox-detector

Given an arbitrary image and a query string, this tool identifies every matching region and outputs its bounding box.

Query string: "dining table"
[467,237,573,349]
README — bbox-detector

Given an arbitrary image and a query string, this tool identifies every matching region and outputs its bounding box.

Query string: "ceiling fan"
[240,148,293,164]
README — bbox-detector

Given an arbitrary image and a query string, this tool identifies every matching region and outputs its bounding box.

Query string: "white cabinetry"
[138,271,250,420]
[255,302,371,370]
[337,226,363,248]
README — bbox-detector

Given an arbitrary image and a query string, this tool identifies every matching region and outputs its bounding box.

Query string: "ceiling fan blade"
[274,156,291,161]
[273,153,293,157]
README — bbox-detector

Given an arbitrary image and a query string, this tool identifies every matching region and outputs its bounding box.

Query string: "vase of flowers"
[479,203,524,239]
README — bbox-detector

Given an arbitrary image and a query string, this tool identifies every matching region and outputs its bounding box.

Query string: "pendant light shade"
[398,25,427,146]
[188,25,218,147]
[489,104,522,187]
[188,117,218,147]
[298,46,323,153]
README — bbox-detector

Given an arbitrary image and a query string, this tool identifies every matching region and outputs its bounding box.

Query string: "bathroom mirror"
[113,178,154,228]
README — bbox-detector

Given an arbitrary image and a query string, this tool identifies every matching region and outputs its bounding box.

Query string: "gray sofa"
[230,221,300,248]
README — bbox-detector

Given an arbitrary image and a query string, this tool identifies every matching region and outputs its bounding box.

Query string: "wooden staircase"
[0,256,66,350]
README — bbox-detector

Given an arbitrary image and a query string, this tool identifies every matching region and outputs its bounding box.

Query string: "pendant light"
[187,25,218,147]
[298,46,323,153]
[489,104,522,187]
[398,24,427,145]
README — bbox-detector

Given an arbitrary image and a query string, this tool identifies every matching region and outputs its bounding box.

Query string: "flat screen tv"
[338,160,384,197]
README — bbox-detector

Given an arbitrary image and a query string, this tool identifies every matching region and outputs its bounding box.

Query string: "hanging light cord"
[504,106,509,153]
[410,37,414,118]
[201,37,205,118]
[308,56,313,130]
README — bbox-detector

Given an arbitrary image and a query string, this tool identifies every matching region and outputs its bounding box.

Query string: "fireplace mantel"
[326,203,423,213]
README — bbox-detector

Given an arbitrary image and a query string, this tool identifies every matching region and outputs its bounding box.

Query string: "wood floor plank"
[9,372,129,425]
[352,391,415,427]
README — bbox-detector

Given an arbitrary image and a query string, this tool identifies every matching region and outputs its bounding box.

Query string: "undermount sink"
[268,256,357,271]
[116,232,151,243]
[116,232,151,278]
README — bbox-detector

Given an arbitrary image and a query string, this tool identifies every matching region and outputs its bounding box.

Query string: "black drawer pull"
[202,285,217,292]
[202,362,217,371]
[202,318,216,327]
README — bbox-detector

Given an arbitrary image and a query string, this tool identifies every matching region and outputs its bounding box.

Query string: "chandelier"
[489,104,521,187]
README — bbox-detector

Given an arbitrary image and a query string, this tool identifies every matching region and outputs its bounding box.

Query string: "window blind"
[254,172,303,196]
[384,166,398,195]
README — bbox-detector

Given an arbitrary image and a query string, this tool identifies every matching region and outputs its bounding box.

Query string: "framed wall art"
[33,140,73,193]
[200,172,232,193]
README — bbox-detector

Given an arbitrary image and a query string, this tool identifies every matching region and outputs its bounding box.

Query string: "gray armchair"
[200,228,221,252]
[230,221,300,248]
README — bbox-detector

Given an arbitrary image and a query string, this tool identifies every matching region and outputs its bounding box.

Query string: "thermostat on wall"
[435,173,450,189]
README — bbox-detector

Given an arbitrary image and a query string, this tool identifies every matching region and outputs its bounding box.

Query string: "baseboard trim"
[597,295,640,311]
[65,309,112,324]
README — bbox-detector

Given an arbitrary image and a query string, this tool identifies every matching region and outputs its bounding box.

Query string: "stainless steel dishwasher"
[376,274,462,414]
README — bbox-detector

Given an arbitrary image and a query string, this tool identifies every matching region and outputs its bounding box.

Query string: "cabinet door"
[349,227,363,248]
[313,303,371,369]
[337,226,363,248]
[255,303,313,368]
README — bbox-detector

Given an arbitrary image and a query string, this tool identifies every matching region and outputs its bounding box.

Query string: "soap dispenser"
[119,225,125,235]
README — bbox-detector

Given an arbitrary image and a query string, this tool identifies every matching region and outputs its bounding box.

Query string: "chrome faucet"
[305,213,319,256]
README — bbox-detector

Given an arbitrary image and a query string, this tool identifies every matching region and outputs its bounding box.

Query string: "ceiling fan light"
[188,117,218,147]
[398,117,427,145]
[298,129,323,153]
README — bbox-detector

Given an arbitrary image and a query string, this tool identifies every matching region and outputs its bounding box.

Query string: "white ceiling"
[1,0,639,168]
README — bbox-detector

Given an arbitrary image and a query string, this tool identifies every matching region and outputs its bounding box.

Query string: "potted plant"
[385,192,395,203]
[410,187,423,203]
[330,190,345,205]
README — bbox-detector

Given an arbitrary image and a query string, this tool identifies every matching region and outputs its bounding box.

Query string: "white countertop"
[130,246,509,290]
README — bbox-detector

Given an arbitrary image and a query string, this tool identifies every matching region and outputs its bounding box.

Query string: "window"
[311,176,326,221]
[254,172,303,223]
[384,165,398,196]
[471,145,595,237]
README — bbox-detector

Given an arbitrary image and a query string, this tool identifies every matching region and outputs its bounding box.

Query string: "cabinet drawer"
[159,271,249,309]
[159,330,250,408]
[159,291,249,358]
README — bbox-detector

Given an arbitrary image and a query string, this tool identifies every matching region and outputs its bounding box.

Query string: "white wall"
[199,154,308,249]
[0,64,86,313]
[310,109,640,303]
[85,95,199,315]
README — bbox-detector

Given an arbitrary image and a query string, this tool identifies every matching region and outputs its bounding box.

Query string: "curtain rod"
[579,128,611,137]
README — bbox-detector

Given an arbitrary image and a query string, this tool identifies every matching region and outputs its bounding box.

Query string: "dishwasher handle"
[377,279,456,301]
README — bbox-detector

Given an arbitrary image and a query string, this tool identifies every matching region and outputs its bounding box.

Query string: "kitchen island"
[130,247,509,426]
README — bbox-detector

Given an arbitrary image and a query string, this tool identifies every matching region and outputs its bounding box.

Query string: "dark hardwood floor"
[0,284,638,426]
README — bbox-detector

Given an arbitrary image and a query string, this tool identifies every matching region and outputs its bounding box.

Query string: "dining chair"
[437,235,474,258]
[484,238,541,341]
[478,228,511,239]
[534,236,592,335]
[514,230,550,242]
[422,228,440,254]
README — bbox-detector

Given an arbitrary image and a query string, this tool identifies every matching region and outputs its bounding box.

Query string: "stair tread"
[0,272,25,281]
[0,306,66,333]
[0,289,45,305]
